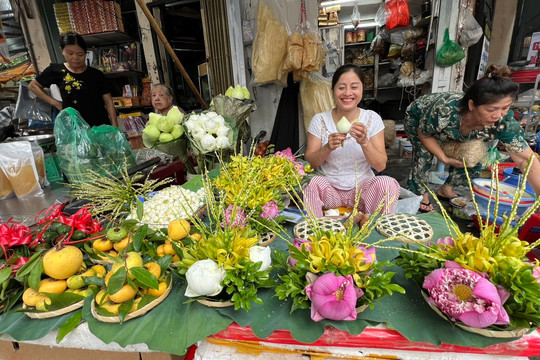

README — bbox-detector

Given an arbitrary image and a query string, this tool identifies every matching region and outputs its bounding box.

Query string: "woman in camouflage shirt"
[405,65,540,212]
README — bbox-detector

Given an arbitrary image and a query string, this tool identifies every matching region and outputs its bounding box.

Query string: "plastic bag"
[14,81,52,122]
[436,28,466,67]
[459,9,483,48]
[30,141,49,187]
[252,0,289,86]
[0,161,14,200]
[0,141,42,199]
[282,32,304,71]
[54,107,136,183]
[385,0,410,30]
[299,73,335,133]
[375,1,387,26]
[351,5,361,29]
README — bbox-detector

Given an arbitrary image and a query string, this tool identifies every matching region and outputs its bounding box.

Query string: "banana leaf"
[0,308,76,340]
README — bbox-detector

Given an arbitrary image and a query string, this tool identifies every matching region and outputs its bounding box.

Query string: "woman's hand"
[327,132,347,150]
[350,122,369,145]
[440,154,464,168]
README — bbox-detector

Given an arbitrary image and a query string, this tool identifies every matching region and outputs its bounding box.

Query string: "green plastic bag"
[436,28,466,67]
[54,108,136,183]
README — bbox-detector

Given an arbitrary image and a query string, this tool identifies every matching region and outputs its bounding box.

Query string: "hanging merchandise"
[351,5,361,29]
[299,73,335,133]
[459,9,483,48]
[385,0,410,30]
[374,1,387,26]
[270,73,300,153]
[436,28,466,67]
[252,0,289,86]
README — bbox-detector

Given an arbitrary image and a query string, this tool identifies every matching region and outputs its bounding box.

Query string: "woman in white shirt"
[303,64,400,217]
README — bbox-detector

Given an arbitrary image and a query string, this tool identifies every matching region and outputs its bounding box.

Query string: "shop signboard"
[526,31,540,67]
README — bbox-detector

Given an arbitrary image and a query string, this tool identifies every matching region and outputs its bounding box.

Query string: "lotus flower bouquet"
[171,171,275,310]
[395,158,540,336]
[183,111,238,173]
[274,197,405,322]
[209,86,257,151]
[212,148,312,235]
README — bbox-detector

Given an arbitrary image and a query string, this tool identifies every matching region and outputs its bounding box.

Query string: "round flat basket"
[259,232,277,246]
[356,305,368,314]
[91,279,172,323]
[196,299,234,308]
[421,292,528,338]
[23,300,84,319]
[293,218,345,240]
[376,213,433,243]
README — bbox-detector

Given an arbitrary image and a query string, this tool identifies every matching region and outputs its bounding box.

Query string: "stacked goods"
[62,0,124,35]
[53,2,73,34]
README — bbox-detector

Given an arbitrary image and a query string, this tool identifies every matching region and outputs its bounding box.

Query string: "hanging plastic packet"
[351,5,361,29]
[375,1,387,26]
[436,29,466,67]
[0,141,43,199]
[459,9,483,48]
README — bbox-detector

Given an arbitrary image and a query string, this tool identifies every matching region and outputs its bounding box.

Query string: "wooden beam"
[134,0,207,109]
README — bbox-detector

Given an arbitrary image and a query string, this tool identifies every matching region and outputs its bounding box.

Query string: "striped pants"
[303,175,401,217]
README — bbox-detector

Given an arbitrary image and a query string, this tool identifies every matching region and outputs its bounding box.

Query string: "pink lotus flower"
[358,244,376,264]
[275,148,295,162]
[531,263,540,283]
[423,262,510,328]
[289,238,311,266]
[260,200,279,219]
[221,205,247,228]
[428,236,455,250]
[305,273,362,322]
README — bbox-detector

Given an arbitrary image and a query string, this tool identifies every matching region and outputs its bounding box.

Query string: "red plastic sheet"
[211,323,540,357]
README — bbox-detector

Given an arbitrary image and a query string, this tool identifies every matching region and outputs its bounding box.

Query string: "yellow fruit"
[66,275,85,290]
[172,255,180,262]
[35,296,52,312]
[42,246,83,280]
[108,250,119,258]
[190,233,202,241]
[73,288,93,297]
[91,265,106,278]
[38,278,67,294]
[163,243,174,255]
[22,288,46,307]
[93,239,113,252]
[100,301,120,315]
[111,252,143,279]
[79,262,87,272]
[104,271,113,286]
[82,269,96,277]
[130,297,142,312]
[147,281,168,297]
[164,239,171,245]
[109,284,137,303]
[156,245,165,257]
[144,262,161,279]
[113,235,132,252]
[168,219,190,241]
[96,289,110,305]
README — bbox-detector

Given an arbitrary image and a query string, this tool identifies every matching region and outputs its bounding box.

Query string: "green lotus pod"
[159,132,174,143]
[143,124,161,141]
[241,86,250,99]
[171,124,184,139]
[167,106,184,124]
[148,112,161,126]
[225,86,234,97]
[158,116,175,133]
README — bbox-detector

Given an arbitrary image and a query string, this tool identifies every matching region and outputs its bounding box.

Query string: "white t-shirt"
[307,109,384,190]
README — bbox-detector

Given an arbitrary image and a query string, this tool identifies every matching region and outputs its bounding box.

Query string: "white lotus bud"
[336,116,352,133]
[215,135,230,149]
[249,246,272,271]
[201,134,216,151]
[216,125,230,137]
[185,259,226,297]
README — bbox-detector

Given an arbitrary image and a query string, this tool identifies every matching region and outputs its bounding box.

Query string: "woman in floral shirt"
[29,32,117,127]
[405,64,540,212]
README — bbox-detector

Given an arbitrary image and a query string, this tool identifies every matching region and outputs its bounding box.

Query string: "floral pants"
[303,175,401,217]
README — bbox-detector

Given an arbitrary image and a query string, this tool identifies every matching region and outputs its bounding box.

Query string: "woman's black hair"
[461,64,518,113]
[59,32,87,52]
[331,64,365,89]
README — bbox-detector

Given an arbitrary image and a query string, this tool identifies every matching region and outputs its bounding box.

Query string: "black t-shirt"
[35,63,112,127]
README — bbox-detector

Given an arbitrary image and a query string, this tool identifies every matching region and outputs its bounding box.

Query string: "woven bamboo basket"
[196,299,234,308]
[24,299,84,319]
[259,232,277,246]
[376,213,433,244]
[91,279,172,323]
[293,218,345,240]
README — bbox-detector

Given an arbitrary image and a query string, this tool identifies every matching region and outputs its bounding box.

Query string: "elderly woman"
[151,83,186,115]
[405,64,540,212]
[303,64,401,217]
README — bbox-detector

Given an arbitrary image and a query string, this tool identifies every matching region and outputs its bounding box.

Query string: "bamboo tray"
[196,299,234,308]
[91,280,172,323]
[376,213,433,243]
[259,231,277,246]
[293,218,345,240]
[23,299,84,319]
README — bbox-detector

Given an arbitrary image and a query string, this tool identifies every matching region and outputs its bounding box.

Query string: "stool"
[149,159,186,186]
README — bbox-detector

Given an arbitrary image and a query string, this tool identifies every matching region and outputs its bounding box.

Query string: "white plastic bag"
[375,1,387,26]
[351,5,361,29]
[394,187,422,215]
[459,9,483,48]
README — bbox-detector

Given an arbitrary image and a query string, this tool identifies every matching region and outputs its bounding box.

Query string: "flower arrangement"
[396,158,540,335]
[212,148,311,235]
[172,172,275,311]
[274,198,405,321]
[183,111,238,173]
